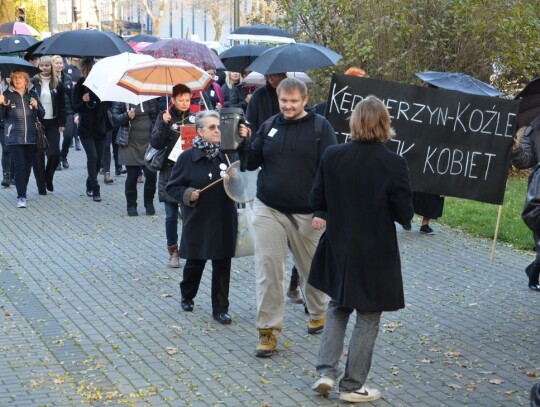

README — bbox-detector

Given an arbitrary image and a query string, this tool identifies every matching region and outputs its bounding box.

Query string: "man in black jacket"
[239,78,337,357]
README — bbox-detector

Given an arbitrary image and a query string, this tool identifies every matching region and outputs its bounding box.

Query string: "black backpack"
[522,162,540,232]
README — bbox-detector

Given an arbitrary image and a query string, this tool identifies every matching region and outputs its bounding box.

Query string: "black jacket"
[151,107,197,203]
[309,141,413,311]
[73,77,110,139]
[31,76,66,127]
[2,87,45,145]
[58,72,74,116]
[166,147,238,260]
[245,83,279,133]
[240,109,337,215]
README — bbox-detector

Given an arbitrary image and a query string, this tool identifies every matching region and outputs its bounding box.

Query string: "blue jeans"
[316,300,381,392]
[164,201,181,246]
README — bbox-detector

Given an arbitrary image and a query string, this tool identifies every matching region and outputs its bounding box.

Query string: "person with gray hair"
[238,77,338,357]
[166,110,238,325]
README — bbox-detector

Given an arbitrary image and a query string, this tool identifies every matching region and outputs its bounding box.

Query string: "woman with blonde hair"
[31,55,66,194]
[0,70,45,208]
[310,95,413,402]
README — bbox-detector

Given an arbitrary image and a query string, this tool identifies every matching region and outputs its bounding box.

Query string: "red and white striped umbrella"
[117,58,212,96]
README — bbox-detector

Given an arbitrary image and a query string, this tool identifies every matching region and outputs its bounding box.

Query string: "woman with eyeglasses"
[165,110,238,325]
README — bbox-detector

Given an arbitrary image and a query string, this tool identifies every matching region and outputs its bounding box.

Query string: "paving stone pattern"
[0,149,538,406]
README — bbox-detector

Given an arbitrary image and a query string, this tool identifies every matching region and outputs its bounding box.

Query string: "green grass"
[440,170,533,251]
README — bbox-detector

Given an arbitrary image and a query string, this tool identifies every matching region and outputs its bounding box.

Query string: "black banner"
[325,74,521,205]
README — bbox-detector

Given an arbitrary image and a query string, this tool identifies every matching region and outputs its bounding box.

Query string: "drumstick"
[198,177,224,193]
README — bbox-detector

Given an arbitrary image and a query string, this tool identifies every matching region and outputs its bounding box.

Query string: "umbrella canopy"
[117,58,213,97]
[139,38,225,70]
[0,56,40,78]
[241,71,314,87]
[515,77,540,127]
[31,30,134,58]
[415,71,504,97]
[219,44,269,73]
[127,41,153,54]
[83,52,158,105]
[227,24,295,44]
[0,35,38,54]
[124,34,160,43]
[0,22,40,36]
[246,42,341,75]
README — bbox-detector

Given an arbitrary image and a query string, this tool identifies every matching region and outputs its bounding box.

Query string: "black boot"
[126,190,138,216]
[92,185,101,202]
[143,184,156,215]
[1,173,10,187]
[86,179,93,197]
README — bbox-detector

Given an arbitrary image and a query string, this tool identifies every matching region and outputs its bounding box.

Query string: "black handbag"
[522,162,540,232]
[35,118,48,152]
[144,144,168,172]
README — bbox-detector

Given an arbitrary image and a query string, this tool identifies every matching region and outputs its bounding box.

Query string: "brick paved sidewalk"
[0,149,538,406]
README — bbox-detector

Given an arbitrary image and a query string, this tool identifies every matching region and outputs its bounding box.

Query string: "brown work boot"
[167,244,181,268]
[308,316,325,334]
[255,329,277,358]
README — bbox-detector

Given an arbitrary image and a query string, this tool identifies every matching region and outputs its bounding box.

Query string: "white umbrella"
[83,52,157,105]
[241,71,314,87]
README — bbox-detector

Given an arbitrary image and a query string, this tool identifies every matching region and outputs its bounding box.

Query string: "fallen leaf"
[444,351,462,358]
[480,371,495,375]
[489,379,503,385]
[165,347,178,355]
[260,377,271,385]
[391,366,399,375]
[527,371,537,377]
[448,383,461,391]
[4,311,12,317]
[161,293,172,298]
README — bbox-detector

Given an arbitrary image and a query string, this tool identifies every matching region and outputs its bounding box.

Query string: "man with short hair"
[239,78,338,357]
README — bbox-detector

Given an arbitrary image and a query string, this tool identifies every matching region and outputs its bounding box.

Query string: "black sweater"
[241,109,337,215]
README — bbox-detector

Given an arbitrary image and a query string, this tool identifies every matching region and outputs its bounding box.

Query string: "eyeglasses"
[203,124,220,130]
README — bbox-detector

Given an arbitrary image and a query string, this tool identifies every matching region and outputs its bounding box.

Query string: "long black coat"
[308,141,413,311]
[165,148,238,260]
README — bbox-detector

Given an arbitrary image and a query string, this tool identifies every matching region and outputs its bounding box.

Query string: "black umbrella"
[219,44,269,73]
[415,71,503,97]
[125,34,160,43]
[31,30,134,58]
[0,35,38,54]
[246,43,341,75]
[228,24,295,44]
[0,56,40,78]
[515,77,540,127]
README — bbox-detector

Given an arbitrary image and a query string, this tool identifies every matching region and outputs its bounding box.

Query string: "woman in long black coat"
[165,110,237,325]
[309,96,413,403]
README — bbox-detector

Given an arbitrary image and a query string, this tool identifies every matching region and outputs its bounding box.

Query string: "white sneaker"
[17,198,27,208]
[312,376,334,395]
[339,385,382,403]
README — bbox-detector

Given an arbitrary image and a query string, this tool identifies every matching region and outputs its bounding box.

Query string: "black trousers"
[180,258,231,315]
[33,118,60,192]
[60,114,74,159]
[80,136,105,187]
[125,165,157,207]
[7,144,35,198]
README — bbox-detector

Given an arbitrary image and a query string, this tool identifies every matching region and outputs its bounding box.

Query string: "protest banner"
[325,74,521,205]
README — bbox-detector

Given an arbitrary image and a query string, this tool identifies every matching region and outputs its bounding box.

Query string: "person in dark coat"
[110,99,160,216]
[151,84,198,268]
[309,95,413,403]
[512,113,540,291]
[0,70,45,208]
[165,110,237,325]
[245,73,286,134]
[73,58,111,202]
[52,55,74,170]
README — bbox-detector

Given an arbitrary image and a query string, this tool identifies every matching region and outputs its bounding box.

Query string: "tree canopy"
[275,0,540,97]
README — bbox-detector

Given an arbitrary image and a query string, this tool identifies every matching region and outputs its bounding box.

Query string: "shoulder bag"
[35,117,48,152]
